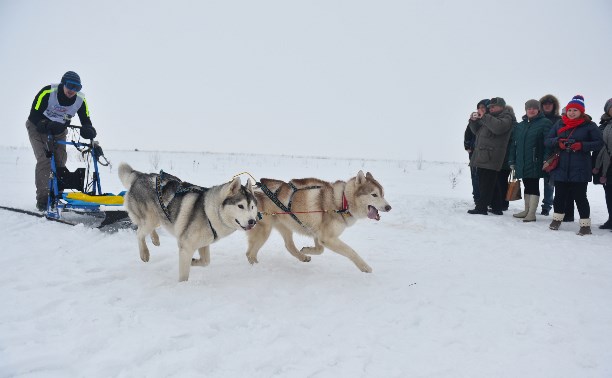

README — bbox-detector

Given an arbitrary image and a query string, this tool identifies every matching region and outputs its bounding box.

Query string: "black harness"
[155,170,217,240]
[256,180,351,229]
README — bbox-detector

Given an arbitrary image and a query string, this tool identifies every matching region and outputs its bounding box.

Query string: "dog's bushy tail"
[118,162,137,189]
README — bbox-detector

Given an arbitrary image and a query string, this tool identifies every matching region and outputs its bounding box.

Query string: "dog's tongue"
[367,205,380,221]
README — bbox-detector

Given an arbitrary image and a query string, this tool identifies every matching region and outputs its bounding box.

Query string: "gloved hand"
[559,138,568,150]
[570,142,582,151]
[35,119,49,133]
[80,125,97,139]
[600,176,608,184]
[48,121,67,135]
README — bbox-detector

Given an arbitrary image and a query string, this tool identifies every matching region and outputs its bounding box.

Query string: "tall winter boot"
[549,213,564,230]
[513,194,530,218]
[523,195,540,222]
[577,218,592,236]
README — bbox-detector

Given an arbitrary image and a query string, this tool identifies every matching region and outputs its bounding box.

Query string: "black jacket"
[27,84,92,127]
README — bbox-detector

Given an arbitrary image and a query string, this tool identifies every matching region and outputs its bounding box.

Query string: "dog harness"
[155,170,217,240]
[256,180,352,229]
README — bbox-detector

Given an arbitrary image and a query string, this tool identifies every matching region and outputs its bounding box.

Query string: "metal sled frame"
[45,132,114,220]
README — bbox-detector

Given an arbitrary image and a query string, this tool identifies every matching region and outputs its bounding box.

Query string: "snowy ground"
[1,145,612,378]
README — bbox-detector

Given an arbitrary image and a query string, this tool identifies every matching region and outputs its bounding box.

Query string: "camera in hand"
[471,112,479,119]
[563,138,576,148]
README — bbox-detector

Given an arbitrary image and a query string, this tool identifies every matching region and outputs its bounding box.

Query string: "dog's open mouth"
[367,205,380,221]
[236,219,255,231]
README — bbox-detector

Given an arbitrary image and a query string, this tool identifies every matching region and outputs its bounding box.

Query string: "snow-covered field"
[1,145,611,378]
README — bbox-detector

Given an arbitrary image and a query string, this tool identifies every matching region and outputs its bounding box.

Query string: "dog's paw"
[140,250,150,263]
[150,231,160,246]
[191,258,209,267]
[246,253,259,265]
[300,254,311,263]
[360,263,372,273]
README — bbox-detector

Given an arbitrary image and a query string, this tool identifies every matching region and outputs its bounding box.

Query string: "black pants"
[523,178,540,196]
[553,182,589,218]
[604,183,612,221]
[476,168,502,211]
[497,169,510,210]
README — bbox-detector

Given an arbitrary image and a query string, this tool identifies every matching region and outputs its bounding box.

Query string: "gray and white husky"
[118,163,258,282]
[246,171,391,272]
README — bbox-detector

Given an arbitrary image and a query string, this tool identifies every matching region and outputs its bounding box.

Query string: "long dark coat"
[508,112,552,179]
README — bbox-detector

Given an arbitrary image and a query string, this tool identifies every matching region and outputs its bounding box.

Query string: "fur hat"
[604,98,612,114]
[566,95,585,113]
[539,94,560,116]
[488,97,506,108]
[525,99,540,110]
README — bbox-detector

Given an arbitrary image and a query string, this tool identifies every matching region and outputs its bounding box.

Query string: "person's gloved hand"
[35,119,49,133]
[80,125,97,139]
[559,138,568,150]
[570,142,582,152]
[600,176,607,184]
[48,121,66,135]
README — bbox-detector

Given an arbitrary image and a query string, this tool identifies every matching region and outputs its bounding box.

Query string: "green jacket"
[508,112,552,179]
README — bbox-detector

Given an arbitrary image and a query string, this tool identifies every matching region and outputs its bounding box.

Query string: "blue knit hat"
[566,95,585,113]
[61,71,82,91]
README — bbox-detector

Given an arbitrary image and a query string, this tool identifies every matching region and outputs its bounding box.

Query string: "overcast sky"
[1,0,611,162]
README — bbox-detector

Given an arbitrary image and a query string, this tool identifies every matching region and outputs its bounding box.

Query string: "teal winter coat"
[508,112,552,179]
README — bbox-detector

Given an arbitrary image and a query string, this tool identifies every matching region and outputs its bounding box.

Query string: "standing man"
[539,94,562,216]
[26,71,97,210]
[464,99,490,205]
[467,97,515,215]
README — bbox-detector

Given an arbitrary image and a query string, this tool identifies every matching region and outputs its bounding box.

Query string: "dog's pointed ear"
[246,178,255,195]
[366,172,374,180]
[356,170,366,185]
[227,177,241,195]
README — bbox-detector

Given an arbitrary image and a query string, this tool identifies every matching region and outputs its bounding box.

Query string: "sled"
[41,126,133,232]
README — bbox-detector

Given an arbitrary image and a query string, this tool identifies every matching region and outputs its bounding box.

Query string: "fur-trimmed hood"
[539,94,560,117]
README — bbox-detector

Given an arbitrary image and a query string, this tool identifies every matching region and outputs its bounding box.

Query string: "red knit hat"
[566,95,585,113]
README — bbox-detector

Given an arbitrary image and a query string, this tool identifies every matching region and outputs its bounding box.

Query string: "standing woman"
[545,95,603,235]
[592,98,612,228]
[509,99,552,222]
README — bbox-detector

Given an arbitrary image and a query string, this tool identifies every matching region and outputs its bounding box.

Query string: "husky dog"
[118,163,258,282]
[246,171,391,272]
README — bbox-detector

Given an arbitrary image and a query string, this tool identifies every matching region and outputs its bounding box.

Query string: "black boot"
[467,208,488,215]
[599,220,612,229]
[36,200,46,211]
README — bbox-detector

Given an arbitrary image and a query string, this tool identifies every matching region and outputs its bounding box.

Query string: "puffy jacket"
[469,107,515,171]
[545,116,603,182]
[508,112,552,179]
[592,114,612,184]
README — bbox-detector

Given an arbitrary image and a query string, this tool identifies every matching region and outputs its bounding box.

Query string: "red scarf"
[557,115,586,135]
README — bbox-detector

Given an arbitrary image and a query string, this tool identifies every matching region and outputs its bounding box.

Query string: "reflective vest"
[35,84,87,123]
